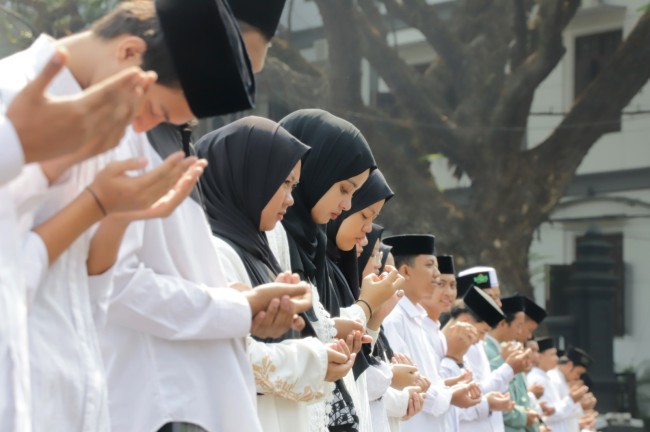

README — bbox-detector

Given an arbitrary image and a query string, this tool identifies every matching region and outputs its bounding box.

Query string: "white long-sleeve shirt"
[95,131,261,432]
[0,34,113,432]
[212,235,332,432]
[383,296,453,432]
[0,84,30,432]
[548,369,584,432]
[528,367,578,432]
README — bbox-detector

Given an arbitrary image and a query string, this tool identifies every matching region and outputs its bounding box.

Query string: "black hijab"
[196,116,309,286]
[357,224,385,283]
[279,109,376,314]
[327,169,394,305]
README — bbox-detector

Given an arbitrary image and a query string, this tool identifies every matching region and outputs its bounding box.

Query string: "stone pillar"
[565,226,619,411]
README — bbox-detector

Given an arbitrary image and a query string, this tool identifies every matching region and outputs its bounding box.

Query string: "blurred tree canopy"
[1,0,649,296]
[257,0,650,296]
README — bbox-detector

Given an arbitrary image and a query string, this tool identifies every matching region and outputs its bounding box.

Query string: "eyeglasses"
[372,250,384,265]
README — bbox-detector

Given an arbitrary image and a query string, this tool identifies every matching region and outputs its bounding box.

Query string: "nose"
[432,266,441,278]
[285,192,294,207]
[341,196,352,211]
[362,222,372,234]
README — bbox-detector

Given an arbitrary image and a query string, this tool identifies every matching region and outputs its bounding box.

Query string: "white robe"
[423,317,458,432]
[383,296,453,432]
[93,130,261,432]
[528,367,578,432]
[267,224,368,432]
[212,235,332,432]
[446,341,514,432]
[548,369,584,432]
[0,71,31,432]
[366,353,410,432]
[1,34,112,432]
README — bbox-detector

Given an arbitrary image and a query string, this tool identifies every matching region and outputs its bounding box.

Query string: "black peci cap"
[156,0,255,117]
[536,336,555,353]
[383,234,436,257]
[501,295,526,315]
[567,347,593,369]
[437,255,455,275]
[523,296,547,324]
[463,285,505,328]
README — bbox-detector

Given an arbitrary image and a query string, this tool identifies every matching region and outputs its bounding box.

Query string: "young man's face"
[519,317,538,343]
[420,273,456,317]
[538,348,559,371]
[401,254,440,302]
[505,311,525,341]
[131,84,194,133]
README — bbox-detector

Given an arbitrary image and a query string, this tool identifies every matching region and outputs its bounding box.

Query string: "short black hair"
[91,0,180,87]
[503,311,519,325]
[450,300,485,325]
[393,254,416,269]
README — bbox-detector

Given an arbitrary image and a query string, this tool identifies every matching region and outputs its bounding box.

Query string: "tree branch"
[352,6,463,161]
[488,0,580,153]
[314,0,364,110]
[529,10,650,216]
[382,0,465,76]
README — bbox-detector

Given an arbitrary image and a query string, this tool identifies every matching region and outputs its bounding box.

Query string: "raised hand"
[528,381,545,399]
[450,382,482,408]
[390,363,419,390]
[325,340,355,382]
[402,386,425,420]
[87,152,198,215]
[506,348,530,374]
[8,48,156,163]
[358,266,404,318]
[487,391,515,411]
[443,322,478,361]
[244,281,312,318]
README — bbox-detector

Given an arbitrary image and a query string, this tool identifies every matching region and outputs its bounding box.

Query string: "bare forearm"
[33,189,104,265]
[87,215,130,275]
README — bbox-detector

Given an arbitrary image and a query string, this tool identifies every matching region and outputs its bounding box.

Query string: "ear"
[399,263,410,278]
[115,36,147,65]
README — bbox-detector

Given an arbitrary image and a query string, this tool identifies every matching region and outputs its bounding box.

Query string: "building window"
[574,29,622,133]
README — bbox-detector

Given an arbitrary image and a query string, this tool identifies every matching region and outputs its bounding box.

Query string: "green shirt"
[484,336,539,432]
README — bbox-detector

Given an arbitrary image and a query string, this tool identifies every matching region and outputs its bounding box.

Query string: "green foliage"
[0,0,116,53]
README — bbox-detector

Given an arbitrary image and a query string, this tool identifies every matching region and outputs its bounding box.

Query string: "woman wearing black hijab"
[278,110,402,432]
[358,224,385,281]
[196,116,353,432]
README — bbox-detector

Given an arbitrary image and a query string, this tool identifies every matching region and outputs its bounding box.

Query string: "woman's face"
[335,199,386,251]
[259,160,301,231]
[310,169,370,224]
[361,238,382,278]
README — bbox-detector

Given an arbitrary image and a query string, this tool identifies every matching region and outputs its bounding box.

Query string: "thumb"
[27,48,68,99]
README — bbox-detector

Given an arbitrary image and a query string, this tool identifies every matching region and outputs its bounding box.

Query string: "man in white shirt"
[383,234,482,432]
[527,338,588,432]
[548,348,594,432]
[443,286,523,432]
[0,44,157,431]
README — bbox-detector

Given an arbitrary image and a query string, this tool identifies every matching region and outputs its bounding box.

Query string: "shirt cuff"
[0,115,25,186]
